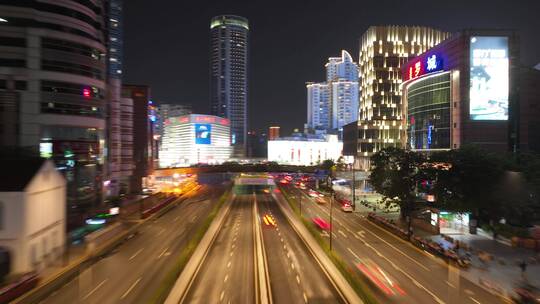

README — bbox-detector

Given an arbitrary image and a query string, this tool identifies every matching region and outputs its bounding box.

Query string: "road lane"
[41,185,222,304]
[182,195,255,304]
[286,185,505,304]
[257,194,344,304]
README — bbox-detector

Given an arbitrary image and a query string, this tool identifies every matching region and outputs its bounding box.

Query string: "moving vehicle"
[313,217,331,231]
[339,198,353,212]
[356,260,405,297]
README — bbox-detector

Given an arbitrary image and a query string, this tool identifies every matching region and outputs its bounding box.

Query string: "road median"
[162,188,233,304]
[273,190,367,304]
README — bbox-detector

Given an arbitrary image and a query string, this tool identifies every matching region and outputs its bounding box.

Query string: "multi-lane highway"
[40,185,223,304]
[284,184,505,304]
[257,194,343,303]
[183,195,256,303]
[182,193,343,304]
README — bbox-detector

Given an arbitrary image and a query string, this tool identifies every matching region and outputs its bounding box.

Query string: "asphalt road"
[182,195,255,304]
[286,185,505,304]
[256,194,344,304]
[40,185,221,304]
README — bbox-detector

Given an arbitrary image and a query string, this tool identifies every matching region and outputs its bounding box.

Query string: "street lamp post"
[327,175,334,251]
[352,156,356,210]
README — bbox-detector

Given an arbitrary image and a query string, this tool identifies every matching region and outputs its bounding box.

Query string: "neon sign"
[405,54,444,81]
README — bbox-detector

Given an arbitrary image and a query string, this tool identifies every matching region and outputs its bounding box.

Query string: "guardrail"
[164,190,234,304]
[272,191,364,304]
[253,195,273,304]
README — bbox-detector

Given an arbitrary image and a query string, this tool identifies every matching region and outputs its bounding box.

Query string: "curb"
[272,192,363,304]
[164,191,234,304]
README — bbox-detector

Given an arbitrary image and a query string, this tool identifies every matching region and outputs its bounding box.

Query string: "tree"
[369,147,426,226]
[430,146,506,223]
[319,159,335,171]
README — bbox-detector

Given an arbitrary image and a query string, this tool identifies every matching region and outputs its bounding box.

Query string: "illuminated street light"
[173,173,180,179]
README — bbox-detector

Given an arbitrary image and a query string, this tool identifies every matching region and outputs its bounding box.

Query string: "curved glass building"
[0,0,107,222]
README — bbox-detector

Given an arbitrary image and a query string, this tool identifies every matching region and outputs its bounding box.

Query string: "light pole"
[352,156,356,210]
[327,175,334,251]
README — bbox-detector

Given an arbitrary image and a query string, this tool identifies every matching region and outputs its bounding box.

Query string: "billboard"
[195,124,211,144]
[469,36,509,120]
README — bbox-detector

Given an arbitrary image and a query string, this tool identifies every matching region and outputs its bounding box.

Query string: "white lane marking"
[296,275,300,284]
[220,290,225,301]
[303,292,308,303]
[174,216,179,222]
[82,279,108,300]
[227,261,231,268]
[359,221,430,271]
[158,247,169,259]
[291,263,295,270]
[465,289,474,295]
[364,242,445,304]
[446,280,455,288]
[338,230,348,238]
[157,228,165,236]
[129,248,143,261]
[120,277,141,299]
[469,297,481,304]
[230,252,234,257]
[191,215,198,222]
[224,274,229,282]
[347,247,361,261]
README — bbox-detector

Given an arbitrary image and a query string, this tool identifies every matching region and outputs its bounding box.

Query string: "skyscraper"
[355,26,449,169]
[105,0,130,197]
[306,50,359,133]
[210,15,249,157]
[0,0,108,225]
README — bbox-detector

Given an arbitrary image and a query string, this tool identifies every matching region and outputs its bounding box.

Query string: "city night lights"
[0,1,538,304]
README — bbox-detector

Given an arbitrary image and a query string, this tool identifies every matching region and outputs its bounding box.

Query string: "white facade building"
[159,114,232,167]
[306,82,331,130]
[268,135,343,166]
[0,159,66,274]
[306,50,359,132]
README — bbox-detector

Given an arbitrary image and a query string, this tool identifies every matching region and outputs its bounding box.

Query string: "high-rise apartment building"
[0,1,108,225]
[354,26,449,169]
[306,50,359,133]
[306,82,331,131]
[210,15,249,157]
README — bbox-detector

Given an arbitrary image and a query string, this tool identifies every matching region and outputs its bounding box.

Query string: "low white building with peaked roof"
[0,158,66,275]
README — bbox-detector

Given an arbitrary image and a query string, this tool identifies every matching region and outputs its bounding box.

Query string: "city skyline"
[124,0,540,134]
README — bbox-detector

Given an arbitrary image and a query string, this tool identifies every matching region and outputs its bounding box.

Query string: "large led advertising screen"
[195,123,211,144]
[469,36,509,120]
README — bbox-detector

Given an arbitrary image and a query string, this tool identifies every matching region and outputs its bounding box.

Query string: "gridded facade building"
[210,15,248,157]
[355,26,449,169]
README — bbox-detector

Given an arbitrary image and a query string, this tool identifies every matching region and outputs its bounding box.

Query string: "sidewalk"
[368,206,540,298]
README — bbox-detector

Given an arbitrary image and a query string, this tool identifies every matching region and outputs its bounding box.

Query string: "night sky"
[124,0,540,135]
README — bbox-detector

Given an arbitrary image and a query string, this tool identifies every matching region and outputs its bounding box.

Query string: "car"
[356,260,405,297]
[341,203,353,212]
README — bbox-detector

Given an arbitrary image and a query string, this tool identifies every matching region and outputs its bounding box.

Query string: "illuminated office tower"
[210,15,249,157]
[356,26,449,169]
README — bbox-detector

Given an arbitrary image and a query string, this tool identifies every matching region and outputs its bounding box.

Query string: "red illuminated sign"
[82,88,91,98]
[404,54,444,81]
